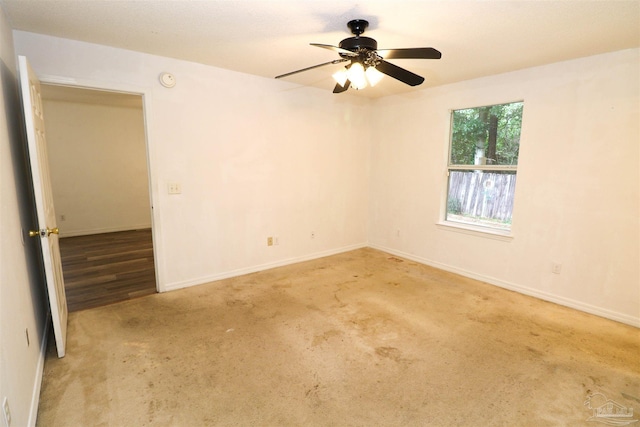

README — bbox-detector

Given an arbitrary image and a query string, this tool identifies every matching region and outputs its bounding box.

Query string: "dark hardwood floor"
[59,229,157,312]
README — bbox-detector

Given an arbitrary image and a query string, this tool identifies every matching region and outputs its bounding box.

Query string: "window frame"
[439,101,524,239]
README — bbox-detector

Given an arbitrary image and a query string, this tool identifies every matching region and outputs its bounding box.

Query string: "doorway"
[40,84,157,311]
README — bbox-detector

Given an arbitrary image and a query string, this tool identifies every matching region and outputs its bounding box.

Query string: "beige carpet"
[37,248,639,426]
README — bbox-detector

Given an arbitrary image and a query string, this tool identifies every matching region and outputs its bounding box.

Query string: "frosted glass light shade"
[332,69,349,87]
[347,62,367,90]
[331,63,384,91]
[366,66,384,87]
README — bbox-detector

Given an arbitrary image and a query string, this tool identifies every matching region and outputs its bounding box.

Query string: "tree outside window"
[446,101,524,231]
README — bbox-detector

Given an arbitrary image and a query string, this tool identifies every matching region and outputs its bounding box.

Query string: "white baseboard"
[59,224,152,238]
[28,312,50,427]
[162,241,638,328]
[164,243,368,292]
[369,244,640,328]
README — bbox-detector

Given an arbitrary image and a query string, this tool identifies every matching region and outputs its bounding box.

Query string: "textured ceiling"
[2,0,639,98]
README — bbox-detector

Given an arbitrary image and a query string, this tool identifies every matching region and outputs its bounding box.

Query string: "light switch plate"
[168,183,182,194]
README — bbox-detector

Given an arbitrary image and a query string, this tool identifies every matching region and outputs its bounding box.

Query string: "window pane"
[450,102,523,166]
[446,170,516,230]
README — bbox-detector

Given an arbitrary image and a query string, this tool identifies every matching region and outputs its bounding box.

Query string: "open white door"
[19,56,68,358]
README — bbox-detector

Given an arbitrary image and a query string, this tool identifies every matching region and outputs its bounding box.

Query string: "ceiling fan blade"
[275,58,348,79]
[310,43,358,57]
[377,47,442,60]
[375,60,425,86]
[333,79,351,94]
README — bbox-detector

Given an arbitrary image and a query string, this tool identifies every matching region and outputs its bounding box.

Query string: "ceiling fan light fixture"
[366,66,384,87]
[276,19,440,93]
[347,62,367,90]
[332,68,349,87]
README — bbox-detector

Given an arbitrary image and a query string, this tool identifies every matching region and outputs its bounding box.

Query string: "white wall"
[43,98,151,237]
[14,31,372,292]
[369,49,639,326]
[9,34,638,337]
[0,7,49,427]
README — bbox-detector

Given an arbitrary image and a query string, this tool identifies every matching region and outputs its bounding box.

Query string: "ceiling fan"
[275,19,442,93]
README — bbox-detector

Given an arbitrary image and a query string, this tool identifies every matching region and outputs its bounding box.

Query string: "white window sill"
[436,221,514,242]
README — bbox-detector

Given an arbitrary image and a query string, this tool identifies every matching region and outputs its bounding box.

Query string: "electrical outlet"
[273,236,279,245]
[552,263,562,274]
[60,214,66,221]
[311,231,315,239]
[3,397,11,427]
[267,237,273,246]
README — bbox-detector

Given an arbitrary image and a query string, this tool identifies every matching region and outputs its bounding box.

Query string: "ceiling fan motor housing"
[340,19,377,55]
[339,36,377,53]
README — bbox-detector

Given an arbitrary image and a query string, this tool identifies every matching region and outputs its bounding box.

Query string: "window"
[445,101,524,232]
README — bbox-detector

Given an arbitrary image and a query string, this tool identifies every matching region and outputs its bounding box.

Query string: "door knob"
[28,227,59,237]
